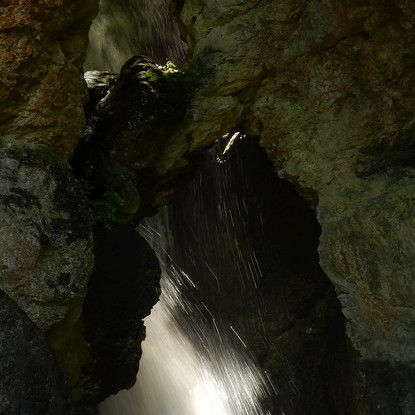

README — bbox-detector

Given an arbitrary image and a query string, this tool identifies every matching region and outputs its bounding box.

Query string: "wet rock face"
[173,0,415,184]
[0,0,98,158]
[171,0,415,412]
[0,147,94,332]
[0,289,71,415]
[83,70,119,115]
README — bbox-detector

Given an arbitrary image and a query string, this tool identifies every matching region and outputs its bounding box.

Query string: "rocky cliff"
[168,0,415,413]
[1,0,415,414]
[0,0,97,158]
[0,1,161,411]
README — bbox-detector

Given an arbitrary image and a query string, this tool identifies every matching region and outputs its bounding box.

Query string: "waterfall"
[98,134,274,415]
[84,0,187,72]
[85,4,274,413]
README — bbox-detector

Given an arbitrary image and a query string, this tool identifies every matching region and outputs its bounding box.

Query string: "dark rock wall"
[0,290,71,414]
[0,5,100,403]
[0,1,163,410]
[0,147,93,333]
[72,56,192,224]
[167,1,415,413]
[81,224,160,403]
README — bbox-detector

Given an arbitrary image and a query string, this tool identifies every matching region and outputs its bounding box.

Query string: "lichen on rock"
[0,146,94,332]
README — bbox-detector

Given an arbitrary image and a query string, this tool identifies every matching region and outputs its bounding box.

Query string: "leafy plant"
[161,60,179,74]
[91,190,123,228]
[146,60,213,92]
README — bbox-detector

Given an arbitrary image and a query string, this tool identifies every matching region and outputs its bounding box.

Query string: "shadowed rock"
[73,55,195,223]
[82,224,161,402]
[0,289,71,415]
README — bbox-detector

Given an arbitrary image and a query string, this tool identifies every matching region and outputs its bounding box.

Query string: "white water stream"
[86,0,276,411]
[84,0,186,72]
[99,135,273,415]
[100,243,270,415]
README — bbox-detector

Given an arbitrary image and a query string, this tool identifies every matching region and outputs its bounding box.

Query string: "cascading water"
[84,0,187,72]
[86,2,276,412]
[98,134,275,415]
[83,1,344,411]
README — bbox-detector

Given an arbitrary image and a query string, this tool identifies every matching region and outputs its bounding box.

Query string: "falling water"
[99,134,274,415]
[84,0,187,72]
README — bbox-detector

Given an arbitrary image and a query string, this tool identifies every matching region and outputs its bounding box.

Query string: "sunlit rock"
[0,0,97,158]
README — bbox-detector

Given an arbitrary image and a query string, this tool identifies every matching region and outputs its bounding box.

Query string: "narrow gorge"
[0,1,415,414]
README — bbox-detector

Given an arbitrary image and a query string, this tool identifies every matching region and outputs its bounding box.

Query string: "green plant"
[161,60,179,74]
[76,157,126,228]
[165,61,199,90]
[146,60,213,92]
[91,190,123,228]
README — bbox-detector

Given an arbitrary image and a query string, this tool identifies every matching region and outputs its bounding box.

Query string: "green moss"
[35,144,59,159]
[145,69,162,83]
[188,22,197,40]
[3,144,59,160]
